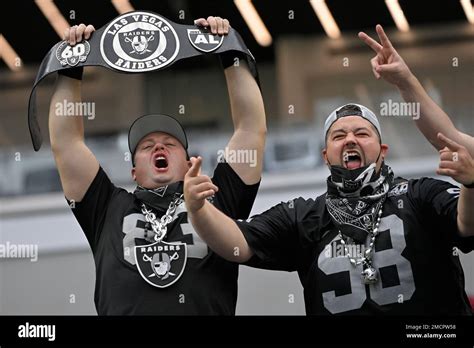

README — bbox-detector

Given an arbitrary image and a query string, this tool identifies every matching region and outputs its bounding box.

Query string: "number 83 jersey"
[238,177,474,315]
[69,163,259,315]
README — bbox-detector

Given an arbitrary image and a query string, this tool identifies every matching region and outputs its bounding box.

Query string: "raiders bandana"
[28,10,260,151]
[134,181,183,213]
[325,163,394,243]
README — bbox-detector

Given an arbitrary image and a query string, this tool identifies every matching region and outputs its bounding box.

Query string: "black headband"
[28,10,260,151]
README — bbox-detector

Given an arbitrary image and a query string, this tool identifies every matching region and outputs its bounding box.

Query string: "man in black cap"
[185,100,474,314]
[183,26,474,314]
[49,16,265,315]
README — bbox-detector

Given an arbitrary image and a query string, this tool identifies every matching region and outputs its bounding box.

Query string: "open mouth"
[154,155,169,172]
[343,151,363,170]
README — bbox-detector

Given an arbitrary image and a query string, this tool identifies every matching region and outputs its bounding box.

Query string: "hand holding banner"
[28,11,259,151]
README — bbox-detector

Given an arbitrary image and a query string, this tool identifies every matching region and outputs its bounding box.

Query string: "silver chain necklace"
[140,194,184,242]
[338,204,383,285]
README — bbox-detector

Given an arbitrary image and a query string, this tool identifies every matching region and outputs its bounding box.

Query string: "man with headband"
[49,16,265,315]
[184,24,474,313]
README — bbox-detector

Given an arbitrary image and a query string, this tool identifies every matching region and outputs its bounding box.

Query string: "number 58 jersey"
[238,177,474,315]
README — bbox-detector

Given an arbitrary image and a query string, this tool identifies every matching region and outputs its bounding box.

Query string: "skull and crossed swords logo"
[143,251,179,280]
[100,11,180,73]
[124,34,155,55]
[135,240,187,288]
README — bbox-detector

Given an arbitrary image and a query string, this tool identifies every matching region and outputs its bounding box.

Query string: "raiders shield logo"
[135,240,187,288]
[100,11,180,72]
[187,28,224,53]
[56,41,90,67]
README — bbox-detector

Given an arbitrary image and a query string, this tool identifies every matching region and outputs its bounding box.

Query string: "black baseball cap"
[128,114,189,162]
[324,103,382,142]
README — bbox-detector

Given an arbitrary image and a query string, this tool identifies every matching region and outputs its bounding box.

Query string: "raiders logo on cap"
[56,40,91,67]
[187,28,224,52]
[100,11,180,72]
[135,240,187,288]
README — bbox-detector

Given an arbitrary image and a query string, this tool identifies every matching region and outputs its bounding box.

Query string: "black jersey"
[238,177,474,315]
[69,163,259,315]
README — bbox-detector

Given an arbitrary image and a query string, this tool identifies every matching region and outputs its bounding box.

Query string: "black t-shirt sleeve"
[66,166,117,251]
[236,201,298,271]
[211,162,260,219]
[409,177,474,253]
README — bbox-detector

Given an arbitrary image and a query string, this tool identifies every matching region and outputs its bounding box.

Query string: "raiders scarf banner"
[28,10,260,151]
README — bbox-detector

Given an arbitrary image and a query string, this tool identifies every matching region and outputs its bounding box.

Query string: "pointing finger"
[187,156,202,177]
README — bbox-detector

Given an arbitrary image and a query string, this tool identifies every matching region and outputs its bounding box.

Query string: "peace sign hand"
[358,24,413,86]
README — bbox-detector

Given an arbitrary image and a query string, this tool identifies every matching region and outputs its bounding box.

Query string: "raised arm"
[49,24,99,202]
[358,25,474,154]
[184,156,253,262]
[195,16,266,185]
